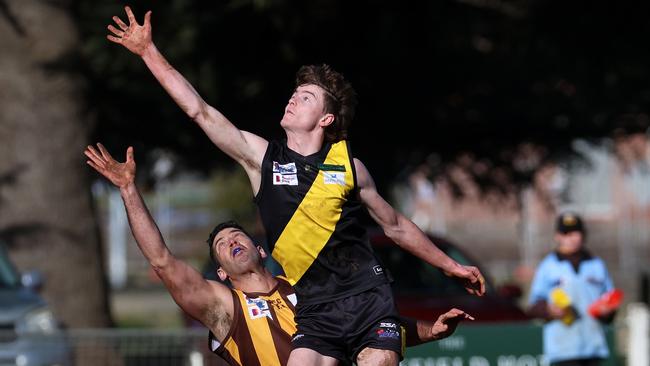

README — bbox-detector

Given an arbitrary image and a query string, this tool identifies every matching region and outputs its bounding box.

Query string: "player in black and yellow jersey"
[85,143,475,366]
[106,7,486,365]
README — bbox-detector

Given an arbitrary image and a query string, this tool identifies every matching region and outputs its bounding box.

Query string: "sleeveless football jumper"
[254,140,389,305]
[209,277,297,366]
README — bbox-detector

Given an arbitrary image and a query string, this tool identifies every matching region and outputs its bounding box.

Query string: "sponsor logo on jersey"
[323,171,345,185]
[245,297,273,320]
[273,161,298,186]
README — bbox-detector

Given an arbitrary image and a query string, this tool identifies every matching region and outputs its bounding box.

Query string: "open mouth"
[232,247,243,257]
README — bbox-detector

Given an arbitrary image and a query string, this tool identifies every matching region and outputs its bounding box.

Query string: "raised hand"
[107,6,152,56]
[85,143,136,188]
[431,308,474,340]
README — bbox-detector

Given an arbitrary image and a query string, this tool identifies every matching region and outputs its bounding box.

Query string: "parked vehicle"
[0,240,72,366]
[368,228,530,322]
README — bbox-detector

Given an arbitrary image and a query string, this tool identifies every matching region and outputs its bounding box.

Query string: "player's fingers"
[125,6,137,25]
[448,308,465,316]
[107,25,124,37]
[85,146,104,163]
[97,143,115,161]
[144,10,152,26]
[107,35,122,44]
[86,160,103,173]
[113,16,128,30]
[126,146,134,162]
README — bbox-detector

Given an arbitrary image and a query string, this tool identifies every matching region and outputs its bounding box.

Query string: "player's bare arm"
[106,6,268,192]
[84,144,234,338]
[355,158,486,296]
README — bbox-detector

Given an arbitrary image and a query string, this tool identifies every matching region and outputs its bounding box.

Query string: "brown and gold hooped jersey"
[209,277,297,366]
[254,140,389,305]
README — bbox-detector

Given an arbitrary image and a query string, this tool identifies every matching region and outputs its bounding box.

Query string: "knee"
[356,347,399,366]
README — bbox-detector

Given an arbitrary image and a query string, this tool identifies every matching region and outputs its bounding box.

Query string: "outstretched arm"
[402,308,474,346]
[84,143,233,326]
[355,158,485,296]
[106,6,267,192]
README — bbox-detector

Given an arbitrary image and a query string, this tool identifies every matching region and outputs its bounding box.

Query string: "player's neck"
[285,130,324,157]
[231,269,277,293]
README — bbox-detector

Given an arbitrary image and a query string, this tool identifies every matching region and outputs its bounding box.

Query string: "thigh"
[346,285,403,361]
[293,302,348,361]
[356,347,399,366]
[287,347,340,366]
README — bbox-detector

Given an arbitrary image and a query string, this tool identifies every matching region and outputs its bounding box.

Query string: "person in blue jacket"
[527,212,617,366]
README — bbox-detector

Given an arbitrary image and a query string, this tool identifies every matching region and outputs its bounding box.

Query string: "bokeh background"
[1,0,650,365]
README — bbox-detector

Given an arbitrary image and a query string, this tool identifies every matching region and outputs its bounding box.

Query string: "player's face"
[212,228,264,274]
[555,231,584,255]
[280,84,331,133]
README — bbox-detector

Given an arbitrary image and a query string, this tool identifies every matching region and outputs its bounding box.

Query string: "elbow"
[382,223,405,244]
[149,252,173,273]
[382,215,407,243]
[187,102,209,124]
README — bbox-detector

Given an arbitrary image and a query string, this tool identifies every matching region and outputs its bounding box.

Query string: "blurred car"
[369,228,530,322]
[0,240,72,366]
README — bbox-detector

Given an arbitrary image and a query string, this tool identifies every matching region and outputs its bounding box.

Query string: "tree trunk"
[0,0,112,327]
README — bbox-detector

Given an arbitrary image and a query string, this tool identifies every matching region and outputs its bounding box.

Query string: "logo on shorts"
[376,322,400,339]
[376,328,400,339]
[373,265,384,276]
[292,334,305,342]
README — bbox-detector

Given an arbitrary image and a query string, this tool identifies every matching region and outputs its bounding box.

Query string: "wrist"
[141,42,158,60]
[119,181,137,195]
[444,260,462,275]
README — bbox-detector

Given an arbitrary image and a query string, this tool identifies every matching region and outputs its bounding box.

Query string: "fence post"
[627,302,650,366]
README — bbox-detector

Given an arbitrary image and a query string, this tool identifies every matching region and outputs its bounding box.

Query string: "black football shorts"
[291,283,404,363]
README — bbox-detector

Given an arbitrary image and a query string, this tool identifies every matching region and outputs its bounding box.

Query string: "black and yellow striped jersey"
[209,277,297,366]
[254,140,389,305]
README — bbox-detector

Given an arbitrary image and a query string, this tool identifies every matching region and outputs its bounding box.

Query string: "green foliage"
[74,0,650,190]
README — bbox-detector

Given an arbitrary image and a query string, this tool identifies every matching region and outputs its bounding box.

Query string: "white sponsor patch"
[323,171,345,185]
[272,161,299,185]
[273,173,298,186]
[246,297,273,320]
[273,161,297,174]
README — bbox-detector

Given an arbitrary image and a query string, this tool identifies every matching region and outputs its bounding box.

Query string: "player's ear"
[319,113,335,127]
[257,246,267,259]
[217,267,228,281]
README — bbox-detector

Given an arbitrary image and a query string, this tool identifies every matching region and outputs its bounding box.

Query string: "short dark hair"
[206,221,253,268]
[295,64,358,143]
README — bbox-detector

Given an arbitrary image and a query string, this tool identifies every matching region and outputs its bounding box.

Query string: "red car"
[368,229,530,322]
